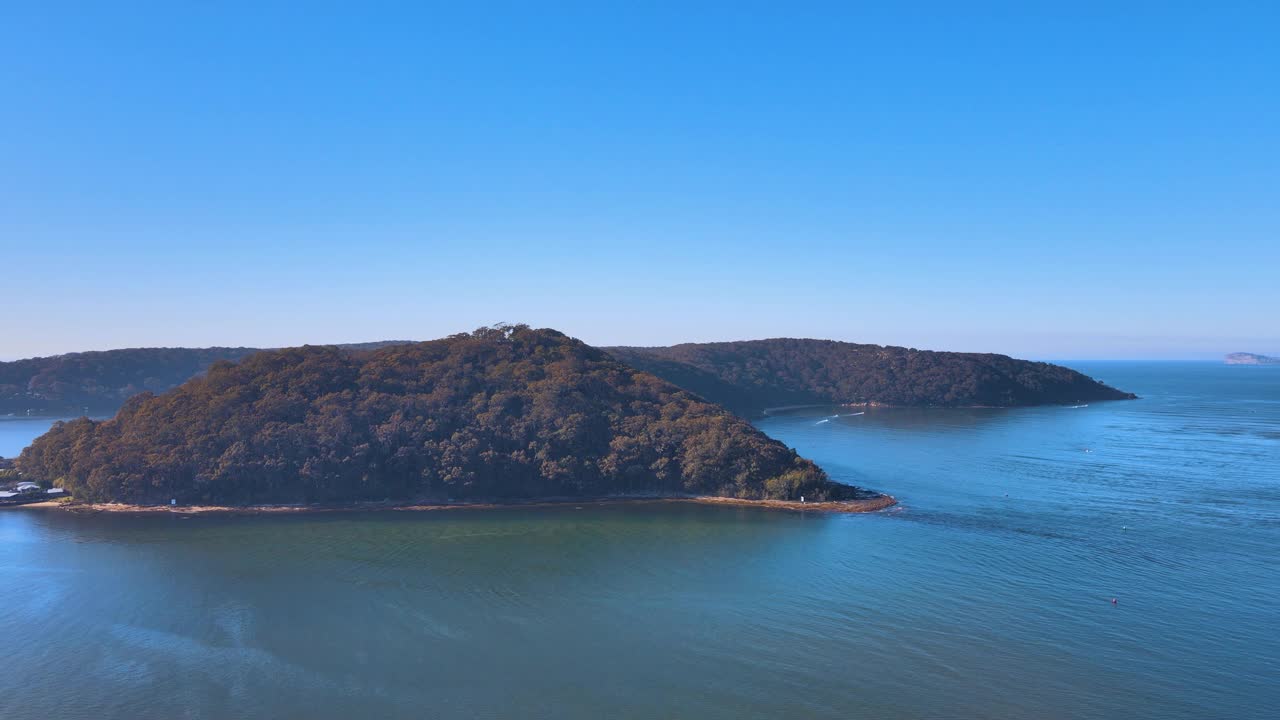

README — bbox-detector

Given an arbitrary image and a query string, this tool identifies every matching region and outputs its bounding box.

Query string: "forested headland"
[3,336,1136,420]
[0,342,410,415]
[607,339,1136,416]
[18,327,863,506]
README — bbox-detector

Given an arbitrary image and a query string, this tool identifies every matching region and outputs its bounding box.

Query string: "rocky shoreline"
[10,493,897,516]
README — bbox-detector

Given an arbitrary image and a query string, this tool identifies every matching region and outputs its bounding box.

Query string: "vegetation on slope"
[607,339,1136,415]
[0,342,410,415]
[18,327,858,506]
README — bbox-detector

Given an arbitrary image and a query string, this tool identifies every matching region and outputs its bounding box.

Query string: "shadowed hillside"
[18,327,866,506]
[607,339,1136,416]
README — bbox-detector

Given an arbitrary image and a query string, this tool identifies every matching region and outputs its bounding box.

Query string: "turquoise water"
[0,363,1275,719]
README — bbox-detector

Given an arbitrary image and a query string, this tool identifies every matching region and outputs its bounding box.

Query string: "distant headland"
[1225,352,1280,365]
[0,341,411,416]
[3,335,1135,418]
[607,339,1137,416]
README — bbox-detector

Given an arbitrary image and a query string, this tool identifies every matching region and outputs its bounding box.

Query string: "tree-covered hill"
[4,335,1135,420]
[607,339,1136,416]
[18,327,862,506]
[0,342,410,416]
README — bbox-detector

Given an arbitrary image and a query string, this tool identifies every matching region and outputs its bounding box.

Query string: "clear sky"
[2,2,1277,360]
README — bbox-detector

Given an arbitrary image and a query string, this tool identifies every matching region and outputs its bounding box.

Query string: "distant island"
[18,327,881,509]
[1225,352,1280,365]
[607,339,1136,416]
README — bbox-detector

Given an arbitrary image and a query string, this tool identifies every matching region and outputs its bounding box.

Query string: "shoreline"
[752,396,1138,418]
[10,494,897,516]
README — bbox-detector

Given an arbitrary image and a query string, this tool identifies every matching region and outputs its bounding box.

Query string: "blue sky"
[2,2,1276,360]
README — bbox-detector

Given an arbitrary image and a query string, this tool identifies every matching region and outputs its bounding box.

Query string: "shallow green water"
[0,363,1276,719]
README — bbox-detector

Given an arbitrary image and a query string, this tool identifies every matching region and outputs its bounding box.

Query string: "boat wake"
[816,411,865,425]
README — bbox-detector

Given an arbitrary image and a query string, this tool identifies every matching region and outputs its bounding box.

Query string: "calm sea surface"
[0,363,1276,719]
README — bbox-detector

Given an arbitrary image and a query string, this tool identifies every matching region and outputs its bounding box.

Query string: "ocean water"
[0,363,1275,719]
[0,417,80,459]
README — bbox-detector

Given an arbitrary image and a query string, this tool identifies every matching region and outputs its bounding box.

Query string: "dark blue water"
[0,363,1275,719]
[0,417,77,459]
